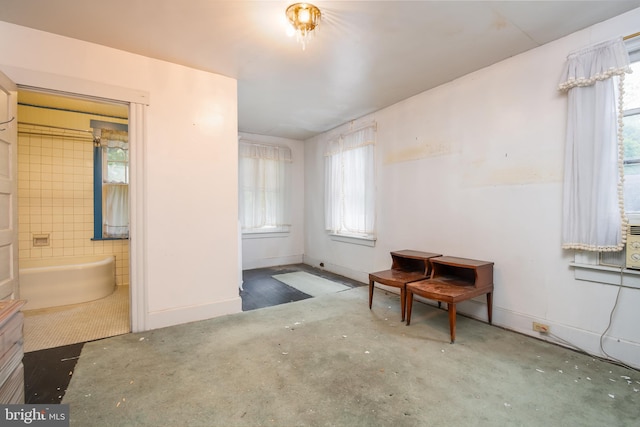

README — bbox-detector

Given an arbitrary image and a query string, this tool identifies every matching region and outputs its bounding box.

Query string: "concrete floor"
[63,286,640,426]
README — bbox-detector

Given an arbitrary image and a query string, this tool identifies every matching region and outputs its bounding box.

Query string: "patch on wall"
[463,156,562,187]
[384,141,455,164]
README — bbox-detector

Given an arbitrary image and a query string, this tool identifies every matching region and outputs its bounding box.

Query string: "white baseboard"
[146,296,242,331]
[373,283,640,370]
[242,254,304,270]
[303,256,369,284]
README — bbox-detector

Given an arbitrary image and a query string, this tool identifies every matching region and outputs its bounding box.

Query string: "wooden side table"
[406,256,493,343]
[369,250,442,321]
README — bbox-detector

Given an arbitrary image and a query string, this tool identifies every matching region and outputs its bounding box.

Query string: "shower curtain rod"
[18,122,93,141]
[17,130,92,142]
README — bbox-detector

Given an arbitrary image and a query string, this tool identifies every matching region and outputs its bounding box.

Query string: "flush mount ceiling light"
[285,3,321,50]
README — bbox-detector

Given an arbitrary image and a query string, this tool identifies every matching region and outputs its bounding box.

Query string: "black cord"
[0,116,15,130]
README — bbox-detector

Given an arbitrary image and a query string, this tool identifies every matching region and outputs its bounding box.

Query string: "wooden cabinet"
[406,256,494,343]
[0,300,26,404]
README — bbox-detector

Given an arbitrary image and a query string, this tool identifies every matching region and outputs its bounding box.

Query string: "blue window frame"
[91,120,129,240]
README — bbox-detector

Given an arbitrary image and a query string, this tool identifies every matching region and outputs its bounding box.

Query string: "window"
[93,125,129,239]
[239,141,292,234]
[622,48,640,215]
[572,38,640,287]
[324,124,376,243]
[595,39,640,266]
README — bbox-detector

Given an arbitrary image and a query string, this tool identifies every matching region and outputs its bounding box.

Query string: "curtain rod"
[238,139,290,150]
[18,130,92,142]
[624,31,640,40]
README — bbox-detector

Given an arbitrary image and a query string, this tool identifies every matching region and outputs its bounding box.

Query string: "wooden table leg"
[448,303,456,344]
[400,286,406,322]
[486,292,493,324]
[405,289,414,325]
[369,279,374,309]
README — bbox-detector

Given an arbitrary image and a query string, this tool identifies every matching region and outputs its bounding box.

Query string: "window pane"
[624,114,640,160]
[339,144,374,235]
[106,162,128,184]
[103,147,129,184]
[107,147,128,162]
[624,113,640,213]
[623,62,640,111]
[342,148,366,233]
[624,163,640,213]
[238,149,290,232]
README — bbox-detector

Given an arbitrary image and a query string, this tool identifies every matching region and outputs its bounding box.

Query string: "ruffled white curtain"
[238,142,292,231]
[101,129,129,238]
[324,124,376,236]
[559,37,631,251]
[103,185,129,237]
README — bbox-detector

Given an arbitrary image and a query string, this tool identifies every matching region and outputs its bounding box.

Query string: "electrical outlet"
[533,322,549,333]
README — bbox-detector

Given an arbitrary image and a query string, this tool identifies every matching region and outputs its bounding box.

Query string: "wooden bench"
[369,250,442,321]
[405,256,494,343]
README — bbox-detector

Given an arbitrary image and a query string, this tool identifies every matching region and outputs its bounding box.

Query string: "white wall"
[0,21,242,330]
[304,8,640,368]
[238,132,305,270]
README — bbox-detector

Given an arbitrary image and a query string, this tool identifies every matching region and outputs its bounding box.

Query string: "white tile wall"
[17,111,130,286]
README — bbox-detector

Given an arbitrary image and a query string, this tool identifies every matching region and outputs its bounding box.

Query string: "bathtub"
[19,255,116,311]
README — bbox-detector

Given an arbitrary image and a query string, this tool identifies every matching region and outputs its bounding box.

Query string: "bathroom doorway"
[17,89,131,352]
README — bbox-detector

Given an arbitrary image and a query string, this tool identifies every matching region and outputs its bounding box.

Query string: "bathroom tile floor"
[23,264,365,404]
[24,285,130,353]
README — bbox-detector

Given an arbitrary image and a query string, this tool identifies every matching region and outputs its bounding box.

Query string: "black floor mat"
[23,342,84,404]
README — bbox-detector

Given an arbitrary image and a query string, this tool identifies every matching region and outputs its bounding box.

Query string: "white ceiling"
[1,1,639,140]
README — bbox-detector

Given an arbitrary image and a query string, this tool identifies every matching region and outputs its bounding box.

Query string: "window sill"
[570,262,640,289]
[91,237,129,241]
[242,231,290,239]
[328,233,376,247]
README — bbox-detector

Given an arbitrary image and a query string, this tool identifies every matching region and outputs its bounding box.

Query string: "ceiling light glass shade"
[286,3,321,50]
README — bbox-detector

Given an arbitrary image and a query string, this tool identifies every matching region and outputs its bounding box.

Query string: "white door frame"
[3,65,149,332]
[0,70,18,301]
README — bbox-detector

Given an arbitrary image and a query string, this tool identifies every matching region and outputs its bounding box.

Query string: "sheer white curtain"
[102,129,129,238]
[324,124,376,236]
[559,37,631,251]
[324,137,343,232]
[238,141,292,232]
